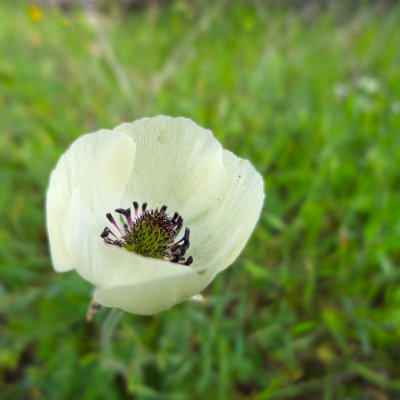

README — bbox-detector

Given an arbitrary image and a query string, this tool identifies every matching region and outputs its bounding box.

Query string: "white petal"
[93,266,215,315]
[113,116,228,222]
[68,188,203,288]
[46,130,136,272]
[189,150,264,273]
[114,116,263,275]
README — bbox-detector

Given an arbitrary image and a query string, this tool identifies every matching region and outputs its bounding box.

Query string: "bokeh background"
[1,0,400,399]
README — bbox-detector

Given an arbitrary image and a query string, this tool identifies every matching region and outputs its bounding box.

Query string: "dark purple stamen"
[183,256,193,266]
[102,227,119,241]
[170,227,191,261]
[100,227,122,246]
[161,205,167,212]
[106,213,122,234]
[180,227,191,254]
[100,227,111,238]
[142,202,147,212]
[115,207,133,228]
[175,216,183,233]
[133,201,139,216]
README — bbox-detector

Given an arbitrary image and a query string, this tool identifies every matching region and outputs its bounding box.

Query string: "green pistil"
[124,220,170,259]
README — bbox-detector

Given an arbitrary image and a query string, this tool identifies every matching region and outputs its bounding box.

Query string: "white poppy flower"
[46,116,264,315]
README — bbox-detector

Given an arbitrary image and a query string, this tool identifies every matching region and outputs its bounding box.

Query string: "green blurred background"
[1,0,400,399]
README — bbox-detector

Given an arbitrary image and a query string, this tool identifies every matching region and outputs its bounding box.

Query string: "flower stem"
[100,308,125,372]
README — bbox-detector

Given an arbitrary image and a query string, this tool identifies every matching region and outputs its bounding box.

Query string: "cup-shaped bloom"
[46,116,264,315]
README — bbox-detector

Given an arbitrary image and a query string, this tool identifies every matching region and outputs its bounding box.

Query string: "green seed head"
[123,210,174,258]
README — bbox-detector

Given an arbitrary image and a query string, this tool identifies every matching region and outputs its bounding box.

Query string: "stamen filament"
[133,201,139,217]
[106,213,122,235]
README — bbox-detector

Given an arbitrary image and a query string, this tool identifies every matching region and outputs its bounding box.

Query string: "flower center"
[100,202,193,266]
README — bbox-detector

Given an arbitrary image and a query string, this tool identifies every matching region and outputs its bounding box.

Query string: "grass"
[1,1,400,399]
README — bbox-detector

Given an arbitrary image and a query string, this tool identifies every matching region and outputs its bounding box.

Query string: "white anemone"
[46,116,264,315]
